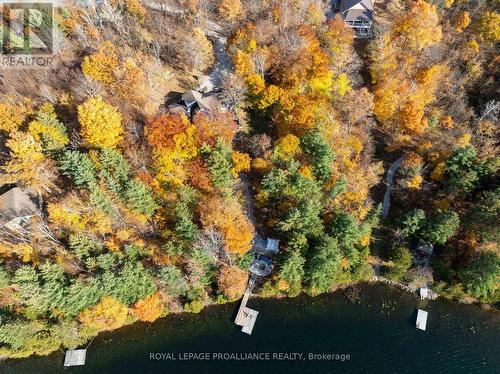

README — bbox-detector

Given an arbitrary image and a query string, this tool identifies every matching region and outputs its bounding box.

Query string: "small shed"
[253,237,280,255]
[241,307,259,335]
[64,349,87,367]
[0,187,39,231]
[249,255,273,277]
[416,309,428,331]
[420,286,438,300]
[420,286,430,300]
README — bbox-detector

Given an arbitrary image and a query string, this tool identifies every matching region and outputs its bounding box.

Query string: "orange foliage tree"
[371,0,444,147]
[217,265,248,299]
[192,111,238,146]
[130,292,166,322]
[79,296,128,332]
[199,196,253,255]
[145,113,190,149]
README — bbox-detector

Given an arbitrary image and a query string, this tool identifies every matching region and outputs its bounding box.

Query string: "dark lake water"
[3,283,500,374]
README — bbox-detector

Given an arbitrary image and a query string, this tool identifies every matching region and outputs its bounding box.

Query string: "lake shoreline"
[2,280,498,366]
[4,282,499,374]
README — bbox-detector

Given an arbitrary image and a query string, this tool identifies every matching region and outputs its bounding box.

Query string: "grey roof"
[182,90,205,110]
[0,187,38,226]
[343,8,373,22]
[182,90,216,113]
[341,0,373,13]
[253,237,280,255]
[168,90,221,117]
[167,103,188,116]
[341,0,373,22]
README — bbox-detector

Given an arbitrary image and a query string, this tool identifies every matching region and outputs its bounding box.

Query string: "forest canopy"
[0,0,498,359]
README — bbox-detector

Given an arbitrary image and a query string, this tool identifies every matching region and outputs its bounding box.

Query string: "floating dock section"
[416,309,428,331]
[241,308,259,335]
[64,349,87,366]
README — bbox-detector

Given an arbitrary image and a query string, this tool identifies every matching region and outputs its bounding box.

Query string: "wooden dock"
[64,349,87,366]
[241,308,259,335]
[235,275,258,334]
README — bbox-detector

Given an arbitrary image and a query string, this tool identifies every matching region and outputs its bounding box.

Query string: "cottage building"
[340,0,374,38]
[0,187,39,232]
[167,90,221,118]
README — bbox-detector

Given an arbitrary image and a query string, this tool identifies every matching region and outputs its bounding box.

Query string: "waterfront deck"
[235,275,261,334]
[241,308,259,335]
[235,276,256,326]
[64,349,86,366]
[416,309,428,331]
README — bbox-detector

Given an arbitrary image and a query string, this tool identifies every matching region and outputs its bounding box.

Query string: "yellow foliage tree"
[47,195,113,235]
[193,28,214,72]
[273,134,301,161]
[0,131,56,192]
[218,0,241,20]
[452,11,471,32]
[476,11,500,42]
[231,151,251,176]
[199,197,254,255]
[407,175,423,189]
[82,43,119,85]
[78,96,123,148]
[79,296,128,332]
[373,86,399,124]
[0,100,31,133]
[393,0,442,51]
[130,292,165,322]
[332,73,352,96]
[125,0,146,23]
[397,100,427,135]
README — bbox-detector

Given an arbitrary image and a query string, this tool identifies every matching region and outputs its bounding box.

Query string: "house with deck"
[339,0,374,38]
[0,187,39,233]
